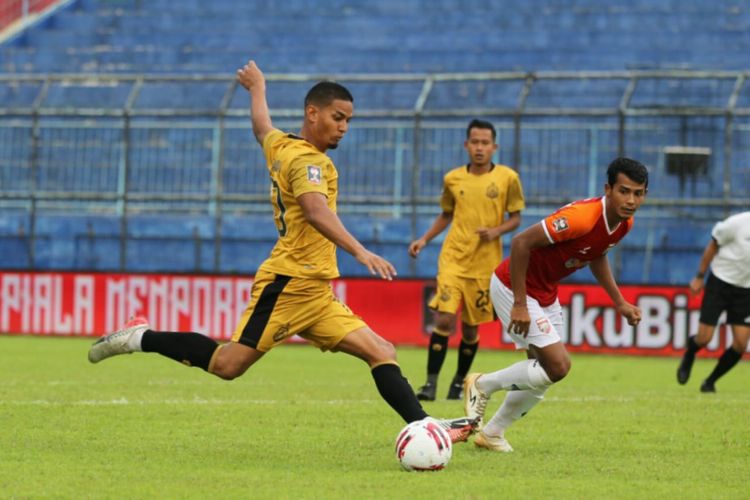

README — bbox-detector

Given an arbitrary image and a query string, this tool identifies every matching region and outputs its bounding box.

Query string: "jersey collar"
[465,162,495,173]
[601,196,621,235]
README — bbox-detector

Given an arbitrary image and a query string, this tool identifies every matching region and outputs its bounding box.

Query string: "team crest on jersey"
[486,182,499,199]
[535,317,551,334]
[271,160,281,173]
[552,216,569,232]
[307,165,322,184]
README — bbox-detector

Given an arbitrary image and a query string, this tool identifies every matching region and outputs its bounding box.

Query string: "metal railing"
[1,70,750,278]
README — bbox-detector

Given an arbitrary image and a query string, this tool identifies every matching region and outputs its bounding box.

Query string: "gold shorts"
[231,269,367,353]
[428,272,494,326]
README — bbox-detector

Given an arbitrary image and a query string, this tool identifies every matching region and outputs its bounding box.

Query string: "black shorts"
[699,273,750,326]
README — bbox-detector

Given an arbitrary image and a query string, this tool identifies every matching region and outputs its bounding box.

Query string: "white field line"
[1,395,748,406]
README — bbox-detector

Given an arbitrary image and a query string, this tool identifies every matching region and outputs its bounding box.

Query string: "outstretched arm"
[236,60,274,145]
[408,212,452,258]
[689,238,718,296]
[590,255,641,326]
[298,192,396,280]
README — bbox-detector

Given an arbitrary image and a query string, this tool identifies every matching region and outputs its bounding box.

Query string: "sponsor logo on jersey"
[579,246,591,254]
[552,217,569,232]
[272,322,292,342]
[307,165,321,184]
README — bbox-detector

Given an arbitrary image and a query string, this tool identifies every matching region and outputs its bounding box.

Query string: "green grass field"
[1,336,748,499]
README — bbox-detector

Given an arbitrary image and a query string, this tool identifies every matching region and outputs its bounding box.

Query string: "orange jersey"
[494,196,633,306]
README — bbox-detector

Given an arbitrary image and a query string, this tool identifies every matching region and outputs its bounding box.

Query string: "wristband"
[695,272,705,279]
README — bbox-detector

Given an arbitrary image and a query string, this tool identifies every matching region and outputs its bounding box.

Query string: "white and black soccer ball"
[395,418,452,471]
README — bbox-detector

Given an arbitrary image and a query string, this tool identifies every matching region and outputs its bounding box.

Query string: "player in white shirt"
[676,211,750,392]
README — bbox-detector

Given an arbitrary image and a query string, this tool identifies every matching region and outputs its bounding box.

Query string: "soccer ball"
[394,418,452,471]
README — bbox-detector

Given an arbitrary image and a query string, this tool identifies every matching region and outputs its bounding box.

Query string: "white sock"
[483,386,547,437]
[127,328,145,352]
[476,359,552,394]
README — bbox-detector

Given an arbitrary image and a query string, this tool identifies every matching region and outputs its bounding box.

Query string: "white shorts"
[489,273,563,350]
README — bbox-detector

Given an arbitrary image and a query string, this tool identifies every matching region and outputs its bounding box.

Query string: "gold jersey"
[438,164,525,278]
[258,129,339,279]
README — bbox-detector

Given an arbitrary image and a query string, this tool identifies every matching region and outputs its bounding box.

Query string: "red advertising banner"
[0,271,740,358]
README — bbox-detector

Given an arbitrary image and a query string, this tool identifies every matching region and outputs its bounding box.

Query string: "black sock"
[453,338,479,384]
[705,347,743,384]
[426,332,449,379]
[141,330,219,371]
[685,336,703,357]
[372,363,429,423]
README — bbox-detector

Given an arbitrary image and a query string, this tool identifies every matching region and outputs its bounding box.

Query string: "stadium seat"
[1,0,746,279]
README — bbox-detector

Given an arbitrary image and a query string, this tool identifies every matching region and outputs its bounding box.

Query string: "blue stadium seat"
[5,0,750,75]
[1,0,746,280]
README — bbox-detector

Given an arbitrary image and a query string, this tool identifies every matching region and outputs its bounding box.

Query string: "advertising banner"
[0,271,739,357]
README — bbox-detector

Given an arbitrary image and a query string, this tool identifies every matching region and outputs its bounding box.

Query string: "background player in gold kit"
[409,119,525,401]
[87,60,476,442]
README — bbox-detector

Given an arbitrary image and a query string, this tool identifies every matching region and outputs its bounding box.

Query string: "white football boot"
[463,372,489,427]
[474,430,514,453]
[88,317,149,363]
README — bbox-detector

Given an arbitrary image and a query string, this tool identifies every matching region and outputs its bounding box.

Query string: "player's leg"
[700,287,750,392]
[703,323,749,388]
[473,351,548,452]
[473,343,566,453]
[417,277,460,401]
[700,327,748,393]
[88,271,292,378]
[306,298,478,442]
[447,277,492,399]
[466,274,564,451]
[336,326,429,422]
[300,291,428,423]
[678,274,724,384]
[87,316,265,378]
[336,327,478,441]
[677,322,714,384]
[445,322,478,399]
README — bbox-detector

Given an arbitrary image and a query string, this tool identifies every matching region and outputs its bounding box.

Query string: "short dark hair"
[607,157,649,188]
[466,119,497,141]
[304,81,353,108]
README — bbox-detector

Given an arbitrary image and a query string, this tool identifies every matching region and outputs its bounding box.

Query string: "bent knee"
[545,359,571,383]
[376,339,397,361]
[434,314,457,334]
[211,360,248,381]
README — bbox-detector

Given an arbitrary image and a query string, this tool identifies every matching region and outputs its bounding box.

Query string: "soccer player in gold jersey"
[87,60,477,442]
[409,120,525,401]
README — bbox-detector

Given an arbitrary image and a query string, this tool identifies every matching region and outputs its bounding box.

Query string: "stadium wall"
[0,270,744,359]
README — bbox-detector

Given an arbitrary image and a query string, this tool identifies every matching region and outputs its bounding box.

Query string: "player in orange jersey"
[463,157,648,452]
